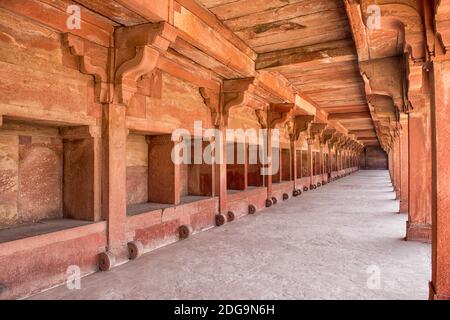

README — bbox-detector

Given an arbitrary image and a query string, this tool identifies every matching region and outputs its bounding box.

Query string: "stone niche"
[301,150,309,177]
[247,144,264,188]
[281,148,291,181]
[0,119,98,230]
[314,151,321,176]
[271,146,281,183]
[185,138,214,198]
[126,134,149,206]
[226,142,247,191]
[126,134,214,214]
[296,150,302,179]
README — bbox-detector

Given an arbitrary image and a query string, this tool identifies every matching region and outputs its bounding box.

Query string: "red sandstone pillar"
[326,143,331,180]
[429,61,450,300]
[291,139,297,189]
[326,146,331,178]
[388,149,393,183]
[407,98,432,242]
[399,114,409,213]
[217,126,227,213]
[307,139,314,185]
[102,103,127,259]
[266,126,273,198]
[336,148,340,173]
[319,143,324,182]
[392,137,401,199]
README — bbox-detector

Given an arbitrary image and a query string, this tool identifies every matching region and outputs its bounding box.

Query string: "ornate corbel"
[342,137,354,151]
[358,0,426,61]
[255,108,268,129]
[309,123,327,142]
[435,1,450,54]
[334,133,347,151]
[360,57,406,112]
[115,46,159,106]
[114,22,177,106]
[320,128,336,147]
[285,119,294,136]
[269,103,294,129]
[200,87,221,128]
[329,132,341,150]
[290,115,315,142]
[63,33,109,103]
[222,78,255,127]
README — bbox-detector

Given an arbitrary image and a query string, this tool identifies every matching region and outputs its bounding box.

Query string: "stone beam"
[0,0,113,47]
[114,0,170,23]
[328,111,372,120]
[256,39,357,72]
[173,3,255,77]
[175,0,256,60]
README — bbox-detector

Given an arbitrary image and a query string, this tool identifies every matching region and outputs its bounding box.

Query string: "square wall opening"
[127,134,214,216]
[227,142,247,191]
[0,119,98,240]
[247,144,264,187]
[301,150,309,177]
[281,148,291,181]
[296,150,302,179]
[313,151,321,176]
[272,147,281,183]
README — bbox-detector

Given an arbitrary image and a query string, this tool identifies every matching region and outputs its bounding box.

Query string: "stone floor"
[31,170,431,300]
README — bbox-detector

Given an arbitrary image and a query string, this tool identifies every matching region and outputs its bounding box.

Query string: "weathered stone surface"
[0,135,18,228]
[0,0,448,301]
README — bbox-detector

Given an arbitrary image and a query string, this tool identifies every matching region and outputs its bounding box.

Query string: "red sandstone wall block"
[0,222,106,299]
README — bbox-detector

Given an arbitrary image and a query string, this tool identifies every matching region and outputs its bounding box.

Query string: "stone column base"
[406,222,432,243]
[429,282,450,300]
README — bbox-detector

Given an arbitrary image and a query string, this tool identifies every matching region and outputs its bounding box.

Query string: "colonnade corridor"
[31,170,430,300]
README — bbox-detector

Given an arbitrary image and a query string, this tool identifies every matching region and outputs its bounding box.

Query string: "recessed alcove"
[247,143,264,188]
[296,150,302,179]
[281,148,291,181]
[226,142,247,192]
[301,150,309,177]
[126,134,214,216]
[0,119,98,241]
[271,146,281,183]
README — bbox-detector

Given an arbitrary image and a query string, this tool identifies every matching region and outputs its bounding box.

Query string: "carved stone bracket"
[222,78,261,127]
[114,22,177,106]
[320,128,336,146]
[222,77,292,128]
[330,132,345,150]
[435,0,450,54]
[360,57,406,111]
[290,115,315,142]
[200,87,221,128]
[255,109,268,129]
[63,33,109,103]
[309,123,327,142]
[269,103,294,129]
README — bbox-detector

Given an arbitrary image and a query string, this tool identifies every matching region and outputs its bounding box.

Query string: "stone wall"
[362,146,388,170]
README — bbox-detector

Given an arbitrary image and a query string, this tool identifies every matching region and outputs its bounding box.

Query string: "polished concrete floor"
[32,170,431,300]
